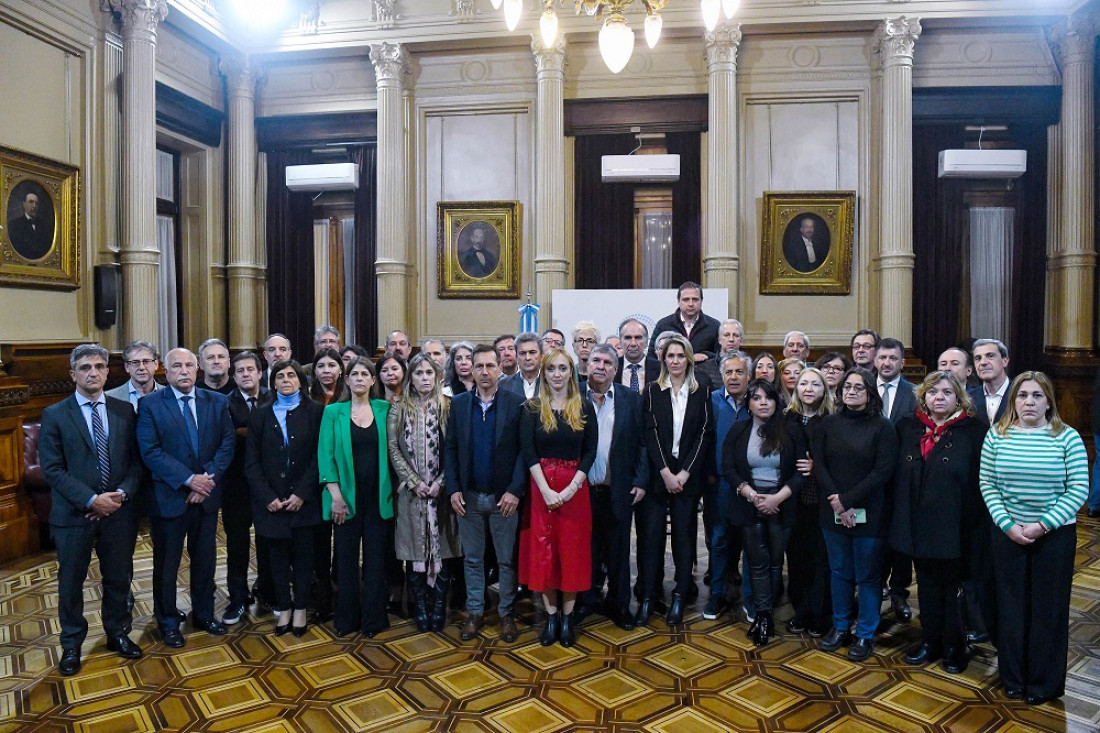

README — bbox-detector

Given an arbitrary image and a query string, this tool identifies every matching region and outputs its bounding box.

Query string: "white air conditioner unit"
[285,163,360,192]
[937,149,1027,179]
[601,154,681,183]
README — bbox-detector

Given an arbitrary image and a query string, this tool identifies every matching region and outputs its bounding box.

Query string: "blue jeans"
[822,530,885,640]
[706,483,738,597]
[456,491,518,617]
[1088,435,1100,511]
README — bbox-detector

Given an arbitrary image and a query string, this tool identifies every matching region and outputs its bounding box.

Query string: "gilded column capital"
[705,22,742,69]
[370,42,409,87]
[101,0,168,40]
[531,35,567,76]
[874,16,921,66]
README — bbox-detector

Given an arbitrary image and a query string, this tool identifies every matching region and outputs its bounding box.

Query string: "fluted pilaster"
[704,23,742,311]
[371,42,410,348]
[531,35,567,318]
[104,0,167,345]
[873,16,920,344]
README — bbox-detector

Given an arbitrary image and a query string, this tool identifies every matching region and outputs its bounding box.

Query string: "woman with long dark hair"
[722,379,806,645]
[377,353,407,404]
[310,348,346,406]
[443,341,475,397]
[752,352,780,391]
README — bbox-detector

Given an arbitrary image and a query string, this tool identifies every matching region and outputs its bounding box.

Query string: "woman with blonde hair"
[518,348,598,647]
[980,371,1088,704]
[777,357,805,404]
[388,352,461,633]
[636,333,714,627]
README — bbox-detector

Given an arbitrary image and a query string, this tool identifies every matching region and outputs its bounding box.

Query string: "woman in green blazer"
[318,356,394,637]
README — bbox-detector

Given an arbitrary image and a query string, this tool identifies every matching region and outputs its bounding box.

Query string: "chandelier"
[492,0,742,73]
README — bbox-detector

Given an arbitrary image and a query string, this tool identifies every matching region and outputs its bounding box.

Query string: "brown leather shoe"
[499,614,518,643]
[460,614,484,641]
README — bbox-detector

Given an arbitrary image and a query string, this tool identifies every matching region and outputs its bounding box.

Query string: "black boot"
[753,611,773,646]
[540,612,561,646]
[560,612,575,648]
[430,568,452,632]
[409,572,431,632]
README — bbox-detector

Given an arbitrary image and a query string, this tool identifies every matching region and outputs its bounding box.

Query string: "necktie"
[180,395,200,457]
[90,401,110,491]
[247,397,256,411]
[881,383,893,418]
[628,363,640,391]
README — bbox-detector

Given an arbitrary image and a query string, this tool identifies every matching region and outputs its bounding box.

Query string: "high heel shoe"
[753,611,773,646]
[540,612,560,647]
[274,610,291,637]
[291,609,308,638]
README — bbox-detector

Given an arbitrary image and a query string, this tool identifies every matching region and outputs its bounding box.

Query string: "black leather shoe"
[966,630,990,644]
[106,634,143,659]
[1004,687,1024,700]
[559,612,575,648]
[847,637,874,661]
[540,613,560,647]
[942,645,971,674]
[291,623,307,638]
[753,612,773,646]
[666,593,685,626]
[175,610,187,624]
[904,643,942,665]
[1026,694,1057,706]
[890,594,912,623]
[163,629,185,648]
[786,618,807,634]
[193,619,228,635]
[819,628,851,652]
[58,648,81,676]
[275,623,291,637]
[633,601,652,627]
[613,610,636,631]
[571,604,592,625]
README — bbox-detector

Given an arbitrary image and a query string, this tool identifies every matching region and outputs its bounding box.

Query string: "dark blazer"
[618,355,661,392]
[968,383,1009,427]
[884,378,918,425]
[648,310,721,360]
[889,414,986,560]
[783,234,830,273]
[444,387,527,500]
[580,383,650,522]
[136,386,236,518]
[721,417,807,528]
[226,388,272,482]
[8,215,54,260]
[245,397,323,538]
[499,371,538,399]
[39,395,143,527]
[642,381,714,498]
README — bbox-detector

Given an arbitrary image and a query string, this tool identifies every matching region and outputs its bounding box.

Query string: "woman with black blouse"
[812,367,899,661]
[377,353,406,404]
[722,379,806,646]
[309,348,346,406]
[636,334,714,627]
[519,348,598,647]
[245,359,324,637]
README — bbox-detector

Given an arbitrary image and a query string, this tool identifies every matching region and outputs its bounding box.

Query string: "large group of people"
[37,282,1090,706]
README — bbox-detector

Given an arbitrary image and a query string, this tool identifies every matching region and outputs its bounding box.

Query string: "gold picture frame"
[437,201,521,299]
[0,145,81,289]
[760,191,855,295]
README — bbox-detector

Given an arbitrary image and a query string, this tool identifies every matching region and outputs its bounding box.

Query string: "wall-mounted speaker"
[94,264,119,330]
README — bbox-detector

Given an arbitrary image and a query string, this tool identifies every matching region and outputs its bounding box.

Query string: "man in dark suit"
[7,191,54,260]
[499,331,541,400]
[783,215,830,273]
[648,282,721,363]
[39,344,144,675]
[874,337,917,623]
[137,347,235,647]
[969,338,1011,428]
[259,333,292,388]
[220,351,272,625]
[578,345,648,629]
[619,318,660,392]
[445,345,526,643]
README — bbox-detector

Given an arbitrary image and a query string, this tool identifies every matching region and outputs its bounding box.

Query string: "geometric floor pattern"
[2,515,1100,732]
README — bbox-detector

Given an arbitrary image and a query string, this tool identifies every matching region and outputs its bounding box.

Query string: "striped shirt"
[979,425,1089,533]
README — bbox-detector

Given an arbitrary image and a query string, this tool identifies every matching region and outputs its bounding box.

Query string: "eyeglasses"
[821,365,845,373]
[842,383,867,392]
[573,338,597,347]
[126,359,157,368]
[852,342,876,351]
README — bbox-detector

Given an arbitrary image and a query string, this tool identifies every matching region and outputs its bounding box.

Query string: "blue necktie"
[90,401,110,491]
[628,363,640,392]
[180,395,200,457]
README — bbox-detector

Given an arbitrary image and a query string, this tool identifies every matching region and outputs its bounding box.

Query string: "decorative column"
[105,0,167,345]
[370,42,410,348]
[704,23,742,311]
[221,56,264,350]
[531,35,568,316]
[1049,14,1097,350]
[873,16,920,344]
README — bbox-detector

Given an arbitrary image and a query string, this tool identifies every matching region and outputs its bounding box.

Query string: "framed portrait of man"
[0,145,81,289]
[437,201,521,298]
[759,191,855,295]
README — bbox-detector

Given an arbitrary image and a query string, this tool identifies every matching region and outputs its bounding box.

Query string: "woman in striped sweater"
[979,371,1088,706]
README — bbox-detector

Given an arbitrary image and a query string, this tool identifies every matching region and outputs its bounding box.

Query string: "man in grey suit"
[105,340,163,410]
[38,345,144,675]
[499,331,541,400]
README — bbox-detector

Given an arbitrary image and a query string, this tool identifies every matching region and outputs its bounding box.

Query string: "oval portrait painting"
[6,180,56,261]
[456,222,501,279]
[781,212,830,274]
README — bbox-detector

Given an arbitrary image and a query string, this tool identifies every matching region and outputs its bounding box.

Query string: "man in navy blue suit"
[138,347,235,647]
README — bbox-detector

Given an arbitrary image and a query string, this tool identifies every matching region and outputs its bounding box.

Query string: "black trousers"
[884,547,913,599]
[52,504,137,650]
[962,515,998,642]
[991,523,1076,699]
[267,525,316,612]
[332,510,390,634]
[584,486,632,614]
[913,557,964,649]
[150,505,218,629]
[313,520,334,608]
[222,480,265,606]
[786,502,831,629]
[742,514,792,614]
[637,490,697,600]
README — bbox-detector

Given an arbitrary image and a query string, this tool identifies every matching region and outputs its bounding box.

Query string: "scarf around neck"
[917,409,967,459]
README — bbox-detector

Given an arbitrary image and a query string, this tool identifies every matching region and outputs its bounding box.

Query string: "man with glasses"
[571,321,600,379]
[541,328,566,351]
[107,340,164,409]
[850,329,880,370]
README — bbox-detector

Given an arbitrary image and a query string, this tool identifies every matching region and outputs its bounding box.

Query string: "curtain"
[666,131,702,285]
[349,144,378,351]
[265,148,316,359]
[969,207,1014,342]
[573,134,637,289]
[155,215,177,353]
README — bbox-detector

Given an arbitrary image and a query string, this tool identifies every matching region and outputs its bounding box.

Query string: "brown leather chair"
[23,422,53,548]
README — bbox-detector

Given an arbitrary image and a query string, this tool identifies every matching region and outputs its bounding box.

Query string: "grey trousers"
[456,491,518,617]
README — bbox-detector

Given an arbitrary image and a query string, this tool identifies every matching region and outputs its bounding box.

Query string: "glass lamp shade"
[701,0,721,31]
[540,8,559,46]
[490,0,503,8]
[644,13,662,49]
[599,14,635,74]
[721,0,740,19]
[503,0,523,31]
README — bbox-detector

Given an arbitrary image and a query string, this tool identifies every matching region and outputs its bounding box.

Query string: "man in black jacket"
[648,282,721,363]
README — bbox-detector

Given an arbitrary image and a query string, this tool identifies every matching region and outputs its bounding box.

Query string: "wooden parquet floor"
[2,516,1100,732]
